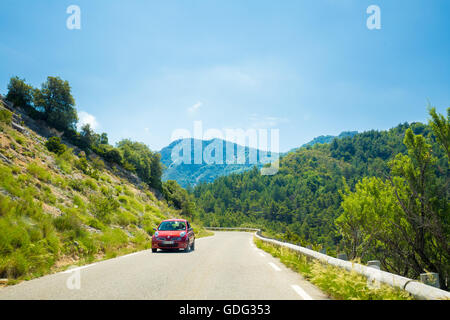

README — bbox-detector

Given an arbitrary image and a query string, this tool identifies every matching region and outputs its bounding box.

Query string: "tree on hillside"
[33,76,78,132]
[163,180,196,220]
[79,123,95,150]
[338,108,449,289]
[428,107,450,159]
[6,76,34,113]
[150,153,163,191]
[117,139,163,191]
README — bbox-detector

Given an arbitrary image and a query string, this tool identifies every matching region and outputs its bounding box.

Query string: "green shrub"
[11,166,21,175]
[100,185,110,196]
[89,194,120,223]
[140,216,157,235]
[27,162,51,182]
[69,179,85,192]
[123,187,134,197]
[118,195,128,205]
[41,185,57,205]
[131,230,150,248]
[0,109,12,124]
[100,174,111,183]
[52,175,68,189]
[114,185,123,195]
[100,228,129,253]
[73,195,85,209]
[91,157,105,171]
[87,217,105,231]
[84,178,98,191]
[115,210,138,227]
[0,165,22,197]
[55,148,74,172]
[15,136,25,145]
[53,211,83,234]
[45,137,67,155]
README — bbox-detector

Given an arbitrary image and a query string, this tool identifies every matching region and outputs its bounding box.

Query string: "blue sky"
[1,0,449,152]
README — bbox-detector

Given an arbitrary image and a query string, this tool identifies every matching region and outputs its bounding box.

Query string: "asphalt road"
[0,232,329,300]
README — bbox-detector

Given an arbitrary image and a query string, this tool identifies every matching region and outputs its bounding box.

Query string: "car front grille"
[159,243,178,248]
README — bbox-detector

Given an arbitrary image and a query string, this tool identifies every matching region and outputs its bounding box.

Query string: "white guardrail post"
[205,227,450,300]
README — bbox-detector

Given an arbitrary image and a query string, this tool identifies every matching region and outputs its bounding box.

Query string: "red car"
[151,219,195,253]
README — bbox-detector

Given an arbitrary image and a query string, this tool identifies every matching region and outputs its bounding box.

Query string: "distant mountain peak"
[159,138,279,187]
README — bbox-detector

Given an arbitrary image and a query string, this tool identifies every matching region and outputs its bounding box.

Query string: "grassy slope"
[0,105,211,285]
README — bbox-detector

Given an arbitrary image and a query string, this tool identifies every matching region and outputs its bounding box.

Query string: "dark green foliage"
[5,77,34,112]
[103,147,123,164]
[89,193,120,223]
[0,109,13,124]
[117,139,163,191]
[33,76,78,132]
[45,137,67,155]
[163,180,196,219]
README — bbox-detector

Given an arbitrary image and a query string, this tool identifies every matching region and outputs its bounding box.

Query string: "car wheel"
[191,241,195,251]
[152,248,157,253]
[184,243,191,253]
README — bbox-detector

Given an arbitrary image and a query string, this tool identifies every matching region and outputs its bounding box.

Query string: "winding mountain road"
[0,232,328,300]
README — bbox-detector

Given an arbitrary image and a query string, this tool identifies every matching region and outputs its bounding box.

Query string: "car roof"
[163,219,187,222]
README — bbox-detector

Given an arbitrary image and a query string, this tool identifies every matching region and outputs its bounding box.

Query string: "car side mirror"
[153,228,157,231]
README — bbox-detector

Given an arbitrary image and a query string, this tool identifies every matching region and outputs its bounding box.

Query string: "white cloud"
[188,101,202,113]
[77,111,99,130]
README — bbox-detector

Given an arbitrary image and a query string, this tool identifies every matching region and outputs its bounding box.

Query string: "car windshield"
[158,221,186,231]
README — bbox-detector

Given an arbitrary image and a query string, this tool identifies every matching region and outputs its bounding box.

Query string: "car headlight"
[154,231,159,237]
[180,231,186,237]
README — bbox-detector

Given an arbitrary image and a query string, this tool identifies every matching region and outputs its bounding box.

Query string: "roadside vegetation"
[254,238,413,300]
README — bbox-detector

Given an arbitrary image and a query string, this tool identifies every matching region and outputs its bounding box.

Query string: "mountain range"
[160,132,358,187]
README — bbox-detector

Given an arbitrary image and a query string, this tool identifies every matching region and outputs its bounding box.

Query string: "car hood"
[156,231,184,237]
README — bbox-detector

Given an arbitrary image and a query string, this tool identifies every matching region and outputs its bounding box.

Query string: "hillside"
[0,97,209,283]
[301,131,358,148]
[160,138,279,187]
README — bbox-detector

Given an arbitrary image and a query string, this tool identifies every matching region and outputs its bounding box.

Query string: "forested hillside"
[288,131,358,152]
[193,109,449,288]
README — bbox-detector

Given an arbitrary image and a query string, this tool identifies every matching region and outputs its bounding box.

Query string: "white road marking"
[120,252,140,258]
[291,284,314,300]
[268,262,281,271]
[259,252,266,257]
[63,263,98,274]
